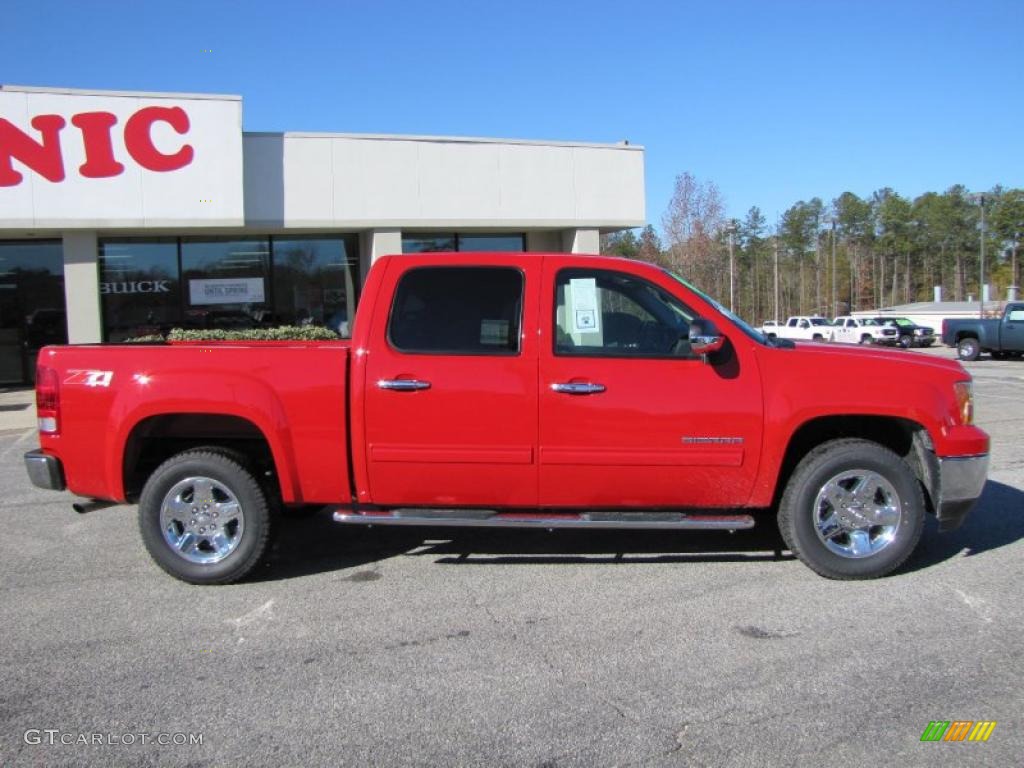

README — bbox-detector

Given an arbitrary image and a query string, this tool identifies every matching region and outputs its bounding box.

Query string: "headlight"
[914,329,925,335]
[953,381,974,425]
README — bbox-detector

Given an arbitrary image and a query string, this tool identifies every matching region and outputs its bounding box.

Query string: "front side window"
[553,269,695,358]
[388,267,522,354]
[1008,309,1024,322]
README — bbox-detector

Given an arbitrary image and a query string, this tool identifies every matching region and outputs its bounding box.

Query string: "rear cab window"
[387,266,523,355]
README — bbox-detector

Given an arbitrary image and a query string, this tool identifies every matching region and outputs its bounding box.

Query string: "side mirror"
[689,317,725,356]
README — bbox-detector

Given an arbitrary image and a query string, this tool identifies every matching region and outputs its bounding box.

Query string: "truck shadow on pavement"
[903,480,1024,573]
[258,511,794,581]
[258,480,1023,581]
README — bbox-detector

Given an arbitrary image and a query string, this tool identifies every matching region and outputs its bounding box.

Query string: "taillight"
[36,365,60,434]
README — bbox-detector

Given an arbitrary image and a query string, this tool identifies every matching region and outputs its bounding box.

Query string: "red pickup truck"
[25,252,989,584]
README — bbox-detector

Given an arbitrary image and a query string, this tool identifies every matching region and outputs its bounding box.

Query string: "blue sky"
[4,0,1021,231]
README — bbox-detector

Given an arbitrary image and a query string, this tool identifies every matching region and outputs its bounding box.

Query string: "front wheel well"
[122,414,277,502]
[774,416,937,514]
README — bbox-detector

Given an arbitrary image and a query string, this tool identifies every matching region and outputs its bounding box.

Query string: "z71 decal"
[64,370,114,388]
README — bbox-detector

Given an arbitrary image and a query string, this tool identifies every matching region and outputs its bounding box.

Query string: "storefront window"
[180,238,271,330]
[456,234,525,252]
[402,233,525,254]
[403,234,456,253]
[0,240,66,382]
[99,239,181,341]
[271,236,359,336]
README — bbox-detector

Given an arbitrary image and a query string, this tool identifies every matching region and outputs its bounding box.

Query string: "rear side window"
[388,267,523,354]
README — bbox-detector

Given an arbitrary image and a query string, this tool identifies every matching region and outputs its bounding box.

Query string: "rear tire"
[957,337,981,361]
[778,439,925,580]
[138,449,274,585]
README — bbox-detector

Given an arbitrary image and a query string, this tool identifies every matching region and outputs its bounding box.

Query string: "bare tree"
[661,172,726,292]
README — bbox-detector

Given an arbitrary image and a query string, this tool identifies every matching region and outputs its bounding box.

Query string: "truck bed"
[36,340,352,504]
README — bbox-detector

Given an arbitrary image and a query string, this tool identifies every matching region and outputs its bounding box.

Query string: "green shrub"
[124,325,342,343]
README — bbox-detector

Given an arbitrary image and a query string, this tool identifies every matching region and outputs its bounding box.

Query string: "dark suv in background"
[871,317,936,348]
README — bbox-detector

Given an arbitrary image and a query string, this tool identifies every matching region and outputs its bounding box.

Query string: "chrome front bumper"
[936,454,989,531]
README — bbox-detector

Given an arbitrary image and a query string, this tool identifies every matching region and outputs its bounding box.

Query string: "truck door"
[1004,305,1024,351]
[537,260,764,508]
[362,259,540,507]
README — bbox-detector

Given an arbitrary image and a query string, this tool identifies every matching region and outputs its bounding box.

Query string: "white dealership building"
[0,85,645,383]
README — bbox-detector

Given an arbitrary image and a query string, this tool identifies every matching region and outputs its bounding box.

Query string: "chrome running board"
[332,508,755,531]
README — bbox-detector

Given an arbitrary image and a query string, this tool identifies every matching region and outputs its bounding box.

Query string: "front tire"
[898,334,913,349]
[138,449,274,585]
[957,337,981,361]
[778,439,925,579]
[860,334,873,345]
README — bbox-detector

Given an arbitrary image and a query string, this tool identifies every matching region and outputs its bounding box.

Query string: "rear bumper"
[936,454,989,531]
[24,449,66,491]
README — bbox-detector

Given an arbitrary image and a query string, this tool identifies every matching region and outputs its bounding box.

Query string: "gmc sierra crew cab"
[25,252,990,584]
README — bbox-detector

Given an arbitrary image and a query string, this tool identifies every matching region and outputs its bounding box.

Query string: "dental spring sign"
[0,87,243,226]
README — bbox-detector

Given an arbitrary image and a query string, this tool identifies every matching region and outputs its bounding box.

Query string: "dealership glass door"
[0,241,67,384]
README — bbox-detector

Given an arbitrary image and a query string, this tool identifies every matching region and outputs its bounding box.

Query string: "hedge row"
[125,325,342,343]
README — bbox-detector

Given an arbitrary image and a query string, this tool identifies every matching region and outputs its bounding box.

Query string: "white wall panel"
[246,133,645,229]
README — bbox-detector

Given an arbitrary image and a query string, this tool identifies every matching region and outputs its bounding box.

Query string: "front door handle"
[551,382,606,395]
[378,379,431,391]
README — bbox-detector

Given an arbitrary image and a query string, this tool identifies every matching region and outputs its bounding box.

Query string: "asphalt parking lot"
[1,345,1022,767]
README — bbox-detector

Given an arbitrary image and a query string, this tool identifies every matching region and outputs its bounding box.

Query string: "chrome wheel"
[159,476,245,564]
[812,469,901,558]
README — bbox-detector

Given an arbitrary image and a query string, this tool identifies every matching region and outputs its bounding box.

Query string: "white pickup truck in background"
[830,316,899,345]
[765,316,832,341]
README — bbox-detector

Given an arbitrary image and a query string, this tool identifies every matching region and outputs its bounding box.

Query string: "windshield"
[661,269,769,345]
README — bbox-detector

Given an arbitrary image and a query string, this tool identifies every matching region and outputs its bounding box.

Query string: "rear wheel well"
[123,414,276,502]
[774,416,937,514]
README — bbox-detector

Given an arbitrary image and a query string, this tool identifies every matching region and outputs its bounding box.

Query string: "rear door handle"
[551,382,606,395]
[377,379,431,391]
